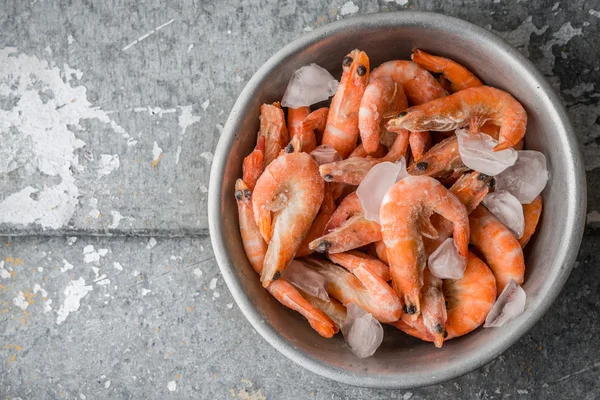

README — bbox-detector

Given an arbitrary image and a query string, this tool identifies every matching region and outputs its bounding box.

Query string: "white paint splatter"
[491,16,548,58]
[98,154,120,176]
[80,394,86,400]
[105,380,111,389]
[133,106,177,117]
[303,26,313,32]
[590,9,600,18]
[152,142,163,163]
[61,259,74,272]
[99,249,108,256]
[167,381,177,392]
[146,237,157,249]
[216,123,224,134]
[178,105,201,135]
[199,185,208,194]
[96,278,110,286]
[0,261,11,280]
[200,152,213,163]
[187,44,194,53]
[38,267,43,272]
[131,270,140,277]
[68,35,75,44]
[56,277,93,324]
[227,30,232,35]
[13,291,29,310]
[403,393,413,400]
[193,268,203,278]
[213,292,220,298]
[383,0,409,5]
[201,100,210,111]
[234,75,243,83]
[551,2,560,10]
[0,48,128,230]
[33,284,52,313]
[88,208,101,219]
[141,288,151,296]
[209,278,218,290]
[113,262,124,271]
[67,237,78,246]
[122,18,176,51]
[340,1,359,15]
[227,303,233,309]
[552,22,582,43]
[587,210,600,224]
[175,146,182,165]
[109,210,124,229]
[517,389,528,395]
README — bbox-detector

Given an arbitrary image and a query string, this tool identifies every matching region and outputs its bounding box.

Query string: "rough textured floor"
[1,0,599,398]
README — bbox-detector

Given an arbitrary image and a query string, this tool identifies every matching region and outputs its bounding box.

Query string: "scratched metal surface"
[1,0,599,398]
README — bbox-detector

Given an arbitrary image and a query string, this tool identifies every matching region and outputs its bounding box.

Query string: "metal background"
[208,12,587,389]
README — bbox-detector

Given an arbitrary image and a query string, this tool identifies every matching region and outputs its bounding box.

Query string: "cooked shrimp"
[411,49,483,92]
[358,76,408,154]
[310,192,382,253]
[234,179,338,338]
[519,195,543,248]
[297,184,336,257]
[380,176,469,319]
[321,49,370,158]
[412,268,446,347]
[469,205,525,292]
[260,102,289,166]
[387,86,527,152]
[349,143,388,158]
[319,129,409,185]
[408,130,432,161]
[287,106,313,152]
[302,107,329,145]
[394,252,496,341]
[406,135,467,178]
[328,250,390,282]
[253,152,325,286]
[302,257,402,323]
[301,293,347,329]
[374,240,389,264]
[370,60,447,106]
[243,135,266,191]
[423,171,495,256]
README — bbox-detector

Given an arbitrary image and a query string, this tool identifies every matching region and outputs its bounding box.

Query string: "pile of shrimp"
[234,48,543,352]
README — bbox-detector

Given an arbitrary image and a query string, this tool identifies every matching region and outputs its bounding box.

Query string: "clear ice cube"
[482,191,525,238]
[456,129,517,176]
[341,303,384,358]
[357,158,407,224]
[280,63,340,108]
[495,150,549,204]
[281,260,329,301]
[484,279,526,328]
[428,238,466,280]
[310,145,342,166]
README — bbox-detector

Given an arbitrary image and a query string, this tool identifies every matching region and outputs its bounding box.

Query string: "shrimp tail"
[310,215,382,254]
[242,136,266,191]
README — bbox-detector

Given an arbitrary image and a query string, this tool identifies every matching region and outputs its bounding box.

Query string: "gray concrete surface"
[1,0,599,398]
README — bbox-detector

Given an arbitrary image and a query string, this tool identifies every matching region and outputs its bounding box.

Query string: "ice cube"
[484,280,526,328]
[456,129,517,175]
[357,158,408,223]
[341,303,384,358]
[495,150,548,204]
[428,238,466,279]
[482,191,525,238]
[310,145,342,166]
[280,63,340,108]
[281,260,329,301]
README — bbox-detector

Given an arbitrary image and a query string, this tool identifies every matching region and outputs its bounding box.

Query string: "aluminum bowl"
[208,12,586,388]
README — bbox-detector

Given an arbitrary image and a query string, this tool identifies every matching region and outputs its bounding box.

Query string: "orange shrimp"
[519,195,543,248]
[321,49,370,159]
[387,86,527,152]
[380,176,469,319]
[243,135,266,191]
[406,135,467,179]
[302,107,329,145]
[234,179,338,338]
[370,60,447,106]
[252,152,324,287]
[408,130,432,161]
[469,205,525,292]
[374,240,389,264]
[259,102,289,166]
[310,192,382,253]
[302,256,402,323]
[394,252,496,342]
[319,129,409,185]
[296,184,336,257]
[416,268,446,347]
[301,293,347,329]
[411,49,483,93]
[287,107,310,140]
[358,76,408,154]
[348,143,388,158]
[328,250,390,282]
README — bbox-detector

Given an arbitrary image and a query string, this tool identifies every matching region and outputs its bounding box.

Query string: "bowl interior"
[209,13,585,388]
